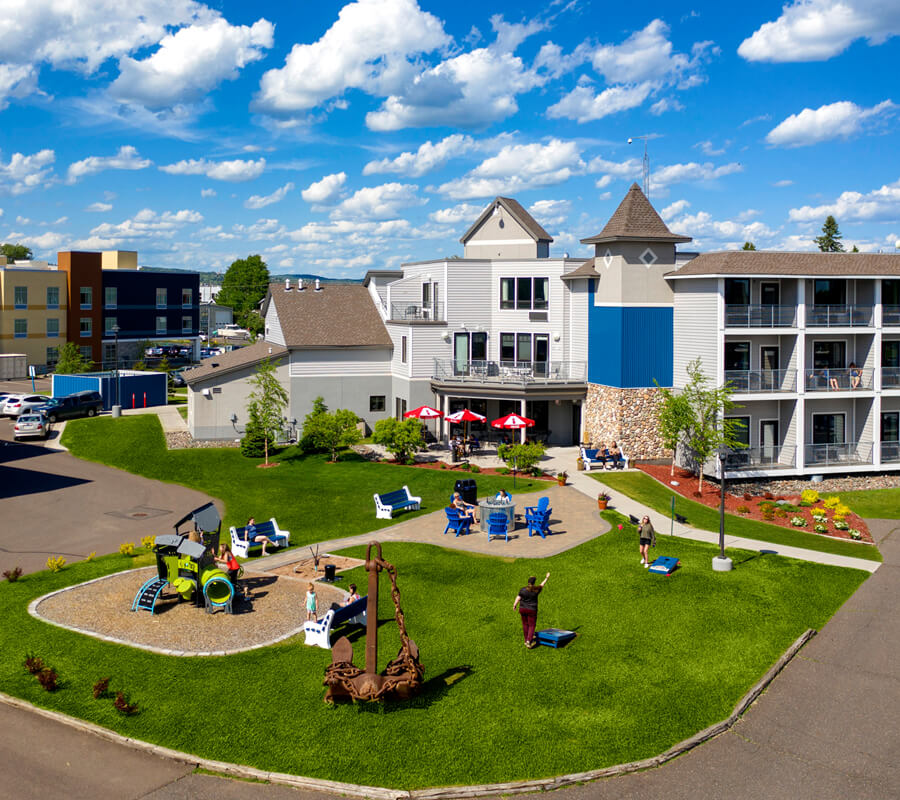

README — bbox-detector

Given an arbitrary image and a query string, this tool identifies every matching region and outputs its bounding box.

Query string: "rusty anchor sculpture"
[323,541,424,703]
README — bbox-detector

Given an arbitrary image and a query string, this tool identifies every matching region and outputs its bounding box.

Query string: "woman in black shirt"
[513,572,550,648]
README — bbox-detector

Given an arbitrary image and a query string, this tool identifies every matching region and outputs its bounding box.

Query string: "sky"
[2,0,900,277]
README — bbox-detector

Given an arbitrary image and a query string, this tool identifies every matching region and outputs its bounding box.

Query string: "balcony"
[390,302,443,321]
[806,304,873,327]
[725,445,796,471]
[883,367,900,389]
[725,304,796,327]
[881,441,900,463]
[804,367,873,392]
[433,359,587,386]
[725,369,797,393]
[804,442,873,467]
[882,305,900,326]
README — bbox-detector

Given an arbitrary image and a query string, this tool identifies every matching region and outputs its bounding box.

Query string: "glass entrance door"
[454,333,469,375]
[882,412,900,462]
[760,419,778,464]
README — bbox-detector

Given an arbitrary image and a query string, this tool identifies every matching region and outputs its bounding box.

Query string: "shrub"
[470,464,480,473]
[814,524,827,533]
[496,442,545,473]
[240,414,268,458]
[790,516,807,527]
[119,542,135,556]
[24,654,45,675]
[92,677,111,699]
[140,535,156,550]
[761,509,775,521]
[801,489,820,504]
[774,507,787,518]
[439,462,447,470]
[114,691,139,716]
[372,417,424,463]
[46,556,66,572]
[85,552,95,562]
[37,668,59,692]
[759,500,776,510]
[834,520,849,530]
[834,503,851,518]
[849,529,862,540]
[736,504,750,514]
[3,566,22,582]
[823,496,841,509]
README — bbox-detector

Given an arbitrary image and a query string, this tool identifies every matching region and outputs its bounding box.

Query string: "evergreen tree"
[814,216,845,252]
[851,245,859,253]
[240,406,268,458]
[741,241,756,250]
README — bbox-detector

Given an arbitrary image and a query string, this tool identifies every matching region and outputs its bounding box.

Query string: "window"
[501,332,548,364]
[533,278,548,309]
[46,286,59,308]
[724,278,750,305]
[370,396,386,412]
[882,412,899,442]
[517,332,531,362]
[516,277,532,309]
[14,319,26,338]
[46,346,59,366]
[46,318,59,338]
[80,317,92,337]
[760,282,780,305]
[812,413,845,444]
[883,340,900,367]
[500,278,515,309]
[401,335,408,364]
[500,277,549,310]
[182,316,192,333]
[156,316,167,335]
[14,286,27,308]
[470,332,487,361]
[814,279,846,305]
[500,332,515,361]
[812,341,846,369]
[182,287,192,307]
[104,344,117,365]
[884,280,900,306]
[80,346,93,362]
[156,288,167,308]
[105,317,117,335]
[105,286,117,308]
[394,397,407,420]
[80,286,92,309]
[725,341,750,371]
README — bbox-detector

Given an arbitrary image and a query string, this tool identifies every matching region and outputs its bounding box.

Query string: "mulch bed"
[637,463,873,544]
[380,459,556,480]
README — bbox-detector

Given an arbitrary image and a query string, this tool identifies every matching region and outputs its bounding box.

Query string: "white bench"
[304,595,368,649]
[581,446,629,471]
[373,485,422,519]
[229,518,290,558]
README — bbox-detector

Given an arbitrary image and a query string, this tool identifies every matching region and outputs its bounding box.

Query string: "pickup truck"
[38,390,104,422]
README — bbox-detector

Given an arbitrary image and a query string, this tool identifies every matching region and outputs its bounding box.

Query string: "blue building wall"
[51,372,167,410]
[587,279,673,388]
[102,270,200,339]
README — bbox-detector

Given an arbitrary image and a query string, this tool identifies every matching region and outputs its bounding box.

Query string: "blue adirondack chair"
[487,511,509,542]
[525,497,551,538]
[444,507,473,537]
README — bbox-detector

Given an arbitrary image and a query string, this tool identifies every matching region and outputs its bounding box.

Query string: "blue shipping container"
[51,371,167,411]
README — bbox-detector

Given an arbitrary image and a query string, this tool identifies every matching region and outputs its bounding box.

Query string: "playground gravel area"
[32,567,348,655]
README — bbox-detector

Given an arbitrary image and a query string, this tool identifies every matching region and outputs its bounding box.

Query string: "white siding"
[265,299,285,346]
[673,279,719,388]
[367,280,387,318]
[567,279,589,363]
[411,326,449,376]
[388,325,411,378]
[289,348,392,377]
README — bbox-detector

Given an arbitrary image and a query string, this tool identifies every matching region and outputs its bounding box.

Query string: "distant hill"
[147,267,361,284]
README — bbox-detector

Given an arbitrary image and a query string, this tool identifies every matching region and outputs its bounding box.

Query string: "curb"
[0,629,816,798]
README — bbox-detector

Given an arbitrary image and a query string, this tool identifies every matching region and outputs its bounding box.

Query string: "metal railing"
[882,305,900,326]
[881,441,900,463]
[725,445,796,470]
[806,304,873,327]
[725,369,797,393]
[804,367,873,391]
[433,359,587,384]
[724,304,796,327]
[882,367,900,388]
[804,441,873,466]
[390,302,443,321]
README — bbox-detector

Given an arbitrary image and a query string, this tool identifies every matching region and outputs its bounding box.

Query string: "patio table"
[479,497,515,532]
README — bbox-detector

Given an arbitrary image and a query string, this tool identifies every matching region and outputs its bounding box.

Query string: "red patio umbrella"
[445,408,487,446]
[404,405,443,441]
[491,413,535,486]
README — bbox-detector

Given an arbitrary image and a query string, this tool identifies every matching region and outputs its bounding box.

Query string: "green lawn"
[594,471,882,563]
[0,514,866,789]
[841,487,900,519]
[61,415,545,551]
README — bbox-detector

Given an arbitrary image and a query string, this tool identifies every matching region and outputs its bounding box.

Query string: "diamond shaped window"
[640,248,658,266]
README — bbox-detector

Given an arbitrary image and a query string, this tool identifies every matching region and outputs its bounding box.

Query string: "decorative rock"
[583,383,669,460]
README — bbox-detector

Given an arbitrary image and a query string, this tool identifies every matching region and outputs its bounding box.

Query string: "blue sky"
[2,0,899,276]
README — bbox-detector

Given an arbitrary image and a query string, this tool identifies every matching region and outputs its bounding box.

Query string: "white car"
[3,394,51,416]
[14,413,50,440]
[215,324,250,338]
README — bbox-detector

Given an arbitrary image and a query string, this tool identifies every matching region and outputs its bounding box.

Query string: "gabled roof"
[667,250,900,279]
[581,183,692,245]
[460,197,553,245]
[560,258,601,281]
[183,340,288,384]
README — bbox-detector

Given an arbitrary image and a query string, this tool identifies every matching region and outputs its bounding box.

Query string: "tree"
[1,243,32,261]
[741,241,756,250]
[240,406,268,458]
[372,417,424,463]
[245,357,288,465]
[655,386,693,476]
[497,442,545,474]
[215,255,270,332]
[302,407,361,461]
[54,342,92,374]
[814,215,844,252]
[851,245,860,253]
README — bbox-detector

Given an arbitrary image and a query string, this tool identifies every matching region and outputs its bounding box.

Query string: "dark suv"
[39,390,104,422]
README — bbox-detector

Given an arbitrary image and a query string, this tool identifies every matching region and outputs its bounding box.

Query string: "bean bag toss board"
[648,556,680,575]
[535,628,576,648]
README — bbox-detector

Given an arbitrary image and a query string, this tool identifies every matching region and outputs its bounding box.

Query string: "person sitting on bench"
[453,492,479,523]
[245,517,271,556]
[608,441,623,468]
[596,442,610,466]
[343,583,361,605]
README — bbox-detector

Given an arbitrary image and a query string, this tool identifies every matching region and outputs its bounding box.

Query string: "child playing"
[306,583,318,621]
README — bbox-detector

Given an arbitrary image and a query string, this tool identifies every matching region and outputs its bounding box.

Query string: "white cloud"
[330,182,426,220]
[278,257,295,268]
[738,0,900,63]
[668,209,778,248]
[245,182,294,209]
[694,139,728,156]
[66,145,152,183]
[548,83,653,122]
[201,188,216,197]
[429,203,483,224]
[529,199,570,228]
[0,64,38,110]
[110,18,273,108]
[765,100,896,147]
[159,157,265,181]
[27,231,67,252]
[789,177,900,222]
[651,160,743,190]
[363,135,474,177]
[649,97,684,115]
[591,19,700,84]
[255,0,449,113]
[89,208,204,241]
[773,179,793,187]
[661,199,690,220]
[85,202,113,212]
[0,149,55,195]
[588,156,643,188]
[301,172,347,205]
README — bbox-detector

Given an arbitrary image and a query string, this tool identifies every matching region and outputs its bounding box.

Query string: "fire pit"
[479,496,515,532]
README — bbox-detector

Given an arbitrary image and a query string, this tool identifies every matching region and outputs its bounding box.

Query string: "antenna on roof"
[627,135,651,197]
[315,279,322,292]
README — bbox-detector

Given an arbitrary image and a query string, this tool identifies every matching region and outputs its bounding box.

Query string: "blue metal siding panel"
[51,374,101,399]
[621,308,673,388]
[119,373,167,409]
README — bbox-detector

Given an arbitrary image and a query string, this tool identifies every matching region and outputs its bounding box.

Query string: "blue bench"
[581,446,629,471]
[373,485,421,519]
[304,595,368,649]
[229,518,290,558]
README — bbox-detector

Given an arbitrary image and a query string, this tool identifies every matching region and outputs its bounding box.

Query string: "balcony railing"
[804,367,873,391]
[882,305,900,326]
[804,442,873,466]
[434,359,587,385]
[881,441,900,463]
[882,367,900,389]
[725,445,797,471]
[806,304,873,327]
[390,302,443,321]
[725,369,797,393]
[725,304,796,327]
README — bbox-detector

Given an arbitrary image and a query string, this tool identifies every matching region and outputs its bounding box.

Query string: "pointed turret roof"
[581,183,692,245]
[461,197,553,245]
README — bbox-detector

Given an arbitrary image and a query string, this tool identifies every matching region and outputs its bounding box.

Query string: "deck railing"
[882,367,900,389]
[806,304,873,327]
[724,445,796,470]
[724,304,796,327]
[804,367,873,391]
[804,441,873,466]
[433,359,587,385]
[725,369,797,393]
[390,302,442,321]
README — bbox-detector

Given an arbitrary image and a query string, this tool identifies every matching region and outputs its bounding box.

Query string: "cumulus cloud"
[330,182,426,220]
[661,199,691,220]
[548,83,653,123]
[694,139,728,156]
[301,172,347,205]
[649,97,684,115]
[363,135,475,177]
[245,182,294,209]
[159,157,265,181]
[89,207,204,240]
[588,156,643,188]
[667,208,778,248]
[789,177,900,222]
[85,202,113,212]
[738,0,900,63]
[201,188,216,197]
[66,145,152,183]
[529,199,570,229]
[0,149,55,195]
[429,203,483,224]
[588,155,741,191]
[765,100,896,147]
[0,64,38,110]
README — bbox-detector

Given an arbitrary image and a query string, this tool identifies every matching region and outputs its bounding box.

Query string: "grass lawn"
[61,415,545,551]
[840,487,900,519]
[594,472,882,563]
[0,514,866,789]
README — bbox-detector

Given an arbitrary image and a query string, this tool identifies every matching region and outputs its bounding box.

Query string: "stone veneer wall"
[583,383,670,460]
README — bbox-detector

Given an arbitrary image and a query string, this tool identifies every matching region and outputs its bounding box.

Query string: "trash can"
[323,563,337,582]
[454,478,478,505]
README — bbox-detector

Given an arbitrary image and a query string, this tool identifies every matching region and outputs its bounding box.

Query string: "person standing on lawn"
[513,572,550,648]
[638,515,656,567]
[306,583,318,621]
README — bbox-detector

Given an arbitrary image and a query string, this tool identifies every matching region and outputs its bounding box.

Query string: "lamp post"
[111,324,122,416]
[713,445,733,571]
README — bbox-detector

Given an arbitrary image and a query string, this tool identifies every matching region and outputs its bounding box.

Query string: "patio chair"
[525,497,551,539]
[443,507,473,537]
[487,512,509,543]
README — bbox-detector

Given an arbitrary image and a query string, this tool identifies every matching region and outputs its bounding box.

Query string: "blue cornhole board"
[648,556,680,575]
[535,628,576,648]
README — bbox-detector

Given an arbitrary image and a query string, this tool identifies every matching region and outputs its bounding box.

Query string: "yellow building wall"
[0,269,69,364]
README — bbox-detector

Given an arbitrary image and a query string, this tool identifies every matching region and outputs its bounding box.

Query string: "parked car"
[3,394,51,416]
[215,323,250,338]
[13,413,49,440]
[170,370,186,387]
[37,390,104,422]
[145,346,164,358]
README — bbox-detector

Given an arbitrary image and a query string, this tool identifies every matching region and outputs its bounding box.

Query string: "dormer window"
[640,248,658,266]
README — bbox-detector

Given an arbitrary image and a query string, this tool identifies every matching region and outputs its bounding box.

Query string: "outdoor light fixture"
[230,412,238,424]
[553,331,561,341]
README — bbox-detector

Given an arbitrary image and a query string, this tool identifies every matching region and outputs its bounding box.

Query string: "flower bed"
[637,464,872,543]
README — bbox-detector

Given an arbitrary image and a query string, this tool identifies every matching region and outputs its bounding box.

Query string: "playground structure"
[323,541,424,703]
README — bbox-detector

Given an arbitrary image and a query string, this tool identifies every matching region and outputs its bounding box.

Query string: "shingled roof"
[461,197,553,244]
[667,250,900,279]
[268,282,392,348]
[559,257,601,281]
[183,340,288,385]
[581,183,692,245]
